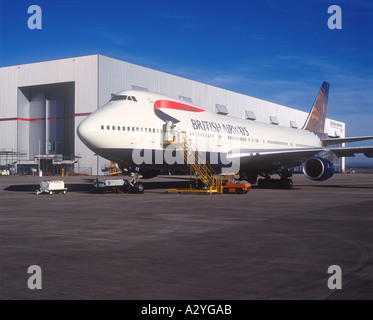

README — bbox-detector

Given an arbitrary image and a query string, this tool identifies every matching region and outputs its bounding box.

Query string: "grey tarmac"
[0,174,372,299]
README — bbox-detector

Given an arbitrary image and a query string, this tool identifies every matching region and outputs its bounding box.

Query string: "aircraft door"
[164,121,174,142]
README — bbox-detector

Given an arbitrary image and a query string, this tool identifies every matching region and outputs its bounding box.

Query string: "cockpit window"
[111,95,138,102]
[111,95,128,101]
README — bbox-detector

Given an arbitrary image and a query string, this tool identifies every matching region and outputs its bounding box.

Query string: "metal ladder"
[173,132,222,193]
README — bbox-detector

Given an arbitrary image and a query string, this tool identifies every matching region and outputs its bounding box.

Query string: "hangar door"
[17,82,75,163]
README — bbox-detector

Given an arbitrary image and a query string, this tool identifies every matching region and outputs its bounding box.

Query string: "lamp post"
[38,140,41,176]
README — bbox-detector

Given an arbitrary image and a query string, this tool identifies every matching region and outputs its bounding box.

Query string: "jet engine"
[303,157,335,181]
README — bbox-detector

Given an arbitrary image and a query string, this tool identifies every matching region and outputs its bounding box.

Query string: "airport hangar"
[0,54,345,175]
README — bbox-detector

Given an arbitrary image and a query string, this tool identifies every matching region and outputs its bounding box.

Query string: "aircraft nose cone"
[77,117,96,148]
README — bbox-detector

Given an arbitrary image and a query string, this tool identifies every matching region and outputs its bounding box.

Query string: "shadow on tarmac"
[4,184,95,193]
[312,185,373,189]
[3,179,193,193]
[11,176,372,193]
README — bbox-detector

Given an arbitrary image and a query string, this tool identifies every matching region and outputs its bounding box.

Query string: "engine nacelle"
[303,157,335,181]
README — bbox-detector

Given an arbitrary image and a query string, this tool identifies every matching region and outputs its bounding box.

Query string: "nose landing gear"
[129,172,144,193]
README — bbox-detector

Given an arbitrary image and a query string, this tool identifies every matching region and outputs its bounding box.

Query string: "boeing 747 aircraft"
[77,82,373,189]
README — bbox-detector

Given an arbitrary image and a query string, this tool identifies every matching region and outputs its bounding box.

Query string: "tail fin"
[302,82,329,134]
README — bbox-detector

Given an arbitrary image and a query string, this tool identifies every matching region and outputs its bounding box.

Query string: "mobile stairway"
[163,122,222,194]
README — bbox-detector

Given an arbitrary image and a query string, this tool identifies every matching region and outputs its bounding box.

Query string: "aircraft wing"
[228,148,323,170]
[227,146,373,168]
[322,136,373,146]
[228,148,324,161]
[327,146,373,158]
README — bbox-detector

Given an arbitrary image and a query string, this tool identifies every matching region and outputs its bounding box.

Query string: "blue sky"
[1,0,372,164]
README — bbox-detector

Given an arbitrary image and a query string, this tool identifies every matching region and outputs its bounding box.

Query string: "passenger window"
[101,125,104,130]
[136,127,139,132]
[112,126,115,130]
[123,126,126,131]
[118,126,120,131]
[153,129,155,133]
[107,125,110,130]
[132,127,135,131]
[141,128,143,132]
[128,127,130,131]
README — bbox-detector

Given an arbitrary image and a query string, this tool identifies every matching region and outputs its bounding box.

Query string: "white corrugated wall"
[0,54,345,173]
[97,55,314,128]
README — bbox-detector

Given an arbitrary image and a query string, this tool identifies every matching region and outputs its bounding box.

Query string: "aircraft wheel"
[286,179,293,189]
[134,182,144,194]
[274,179,282,189]
[123,184,130,193]
[258,179,264,188]
[263,179,271,188]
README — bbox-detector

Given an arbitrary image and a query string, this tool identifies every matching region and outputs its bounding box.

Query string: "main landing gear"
[257,167,293,189]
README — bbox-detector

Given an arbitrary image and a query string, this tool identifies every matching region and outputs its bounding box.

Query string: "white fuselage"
[77,90,322,170]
